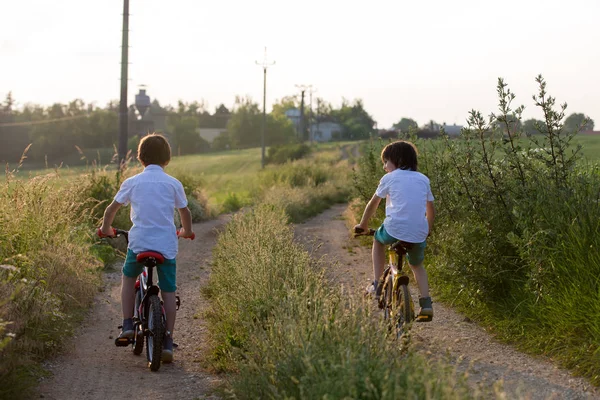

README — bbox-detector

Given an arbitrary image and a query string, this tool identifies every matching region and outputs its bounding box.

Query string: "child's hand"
[177,227,195,240]
[99,225,115,237]
[354,224,368,234]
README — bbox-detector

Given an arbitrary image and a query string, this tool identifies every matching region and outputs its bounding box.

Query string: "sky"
[1,0,599,129]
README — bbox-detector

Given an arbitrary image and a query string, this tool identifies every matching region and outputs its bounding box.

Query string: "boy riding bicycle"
[354,140,435,320]
[99,133,194,362]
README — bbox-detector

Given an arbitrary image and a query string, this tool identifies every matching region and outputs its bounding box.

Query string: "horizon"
[2,0,599,129]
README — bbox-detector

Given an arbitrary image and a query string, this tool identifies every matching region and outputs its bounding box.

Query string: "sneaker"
[364,281,382,298]
[162,335,174,363]
[418,297,433,321]
[119,318,134,339]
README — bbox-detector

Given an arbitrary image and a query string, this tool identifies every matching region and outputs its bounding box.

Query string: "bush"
[266,143,312,165]
[352,76,600,384]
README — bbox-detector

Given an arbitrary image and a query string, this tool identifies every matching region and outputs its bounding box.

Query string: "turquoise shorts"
[374,224,427,266]
[122,249,177,292]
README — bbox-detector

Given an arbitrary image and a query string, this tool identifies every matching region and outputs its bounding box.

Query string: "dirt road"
[37,216,229,400]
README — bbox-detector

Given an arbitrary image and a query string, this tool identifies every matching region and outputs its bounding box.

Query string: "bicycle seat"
[136,251,165,264]
[390,241,412,254]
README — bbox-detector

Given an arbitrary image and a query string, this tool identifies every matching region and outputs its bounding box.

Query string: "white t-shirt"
[375,169,434,243]
[115,165,188,259]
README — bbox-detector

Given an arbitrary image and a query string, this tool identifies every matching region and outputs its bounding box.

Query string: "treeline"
[0,92,377,165]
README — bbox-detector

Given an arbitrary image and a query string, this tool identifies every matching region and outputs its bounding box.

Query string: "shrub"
[266,143,312,165]
[352,75,600,384]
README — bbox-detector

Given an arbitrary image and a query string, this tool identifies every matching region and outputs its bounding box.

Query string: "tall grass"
[0,172,103,399]
[204,205,485,399]
[352,76,600,385]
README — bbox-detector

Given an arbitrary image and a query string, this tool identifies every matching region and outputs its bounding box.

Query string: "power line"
[0,114,90,127]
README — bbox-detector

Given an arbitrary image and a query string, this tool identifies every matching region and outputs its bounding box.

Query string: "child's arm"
[355,194,382,232]
[99,200,122,236]
[177,207,194,238]
[426,200,435,236]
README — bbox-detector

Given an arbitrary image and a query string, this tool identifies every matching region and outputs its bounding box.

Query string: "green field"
[573,134,600,159]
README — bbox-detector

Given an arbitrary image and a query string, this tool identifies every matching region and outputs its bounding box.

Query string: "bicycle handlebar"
[176,230,195,240]
[97,228,194,240]
[353,227,376,237]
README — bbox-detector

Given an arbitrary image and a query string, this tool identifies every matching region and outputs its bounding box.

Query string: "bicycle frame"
[134,257,164,337]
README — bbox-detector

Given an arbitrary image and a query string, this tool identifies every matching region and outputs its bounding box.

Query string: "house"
[442,123,462,136]
[197,127,228,143]
[309,121,343,142]
[285,108,302,133]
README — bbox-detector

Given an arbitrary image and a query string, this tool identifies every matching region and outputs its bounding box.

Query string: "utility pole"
[256,48,275,169]
[308,86,317,143]
[118,0,130,168]
[295,84,312,142]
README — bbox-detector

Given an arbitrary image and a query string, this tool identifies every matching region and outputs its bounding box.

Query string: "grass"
[0,173,103,399]
[204,204,495,399]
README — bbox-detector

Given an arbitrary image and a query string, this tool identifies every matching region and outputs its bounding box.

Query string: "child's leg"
[372,239,386,284]
[121,275,137,319]
[408,263,430,298]
[156,260,177,335]
[161,291,177,334]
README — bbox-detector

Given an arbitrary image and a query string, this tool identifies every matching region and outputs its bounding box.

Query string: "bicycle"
[355,227,431,338]
[97,228,194,371]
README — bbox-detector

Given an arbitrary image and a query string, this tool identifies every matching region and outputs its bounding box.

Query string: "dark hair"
[381,140,418,171]
[138,133,171,166]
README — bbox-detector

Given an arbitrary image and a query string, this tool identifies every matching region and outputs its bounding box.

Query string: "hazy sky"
[2,0,599,129]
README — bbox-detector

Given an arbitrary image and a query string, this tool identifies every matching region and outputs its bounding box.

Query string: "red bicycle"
[97,228,194,371]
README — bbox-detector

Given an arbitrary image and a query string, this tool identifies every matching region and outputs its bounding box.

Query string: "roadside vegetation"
[204,205,489,399]
[352,76,600,385]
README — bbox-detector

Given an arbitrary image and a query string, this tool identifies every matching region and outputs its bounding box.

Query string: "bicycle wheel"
[393,283,415,337]
[146,295,165,371]
[382,273,394,321]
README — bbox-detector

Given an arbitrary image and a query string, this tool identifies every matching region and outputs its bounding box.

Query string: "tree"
[522,118,545,136]
[563,113,594,132]
[271,96,299,119]
[226,96,296,148]
[169,116,208,155]
[392,117,418,132]
[226,96,262,148]
[331,98,376,140]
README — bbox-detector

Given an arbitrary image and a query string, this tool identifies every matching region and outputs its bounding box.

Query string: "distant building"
[129,88,169,138]
[309,121,343,142]
[285,108,302,133]
[442,123,463,136]
[197,127,228,143]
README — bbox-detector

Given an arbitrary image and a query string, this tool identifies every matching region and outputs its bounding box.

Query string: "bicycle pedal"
[415,315,433,322]
[115,337,131,347]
